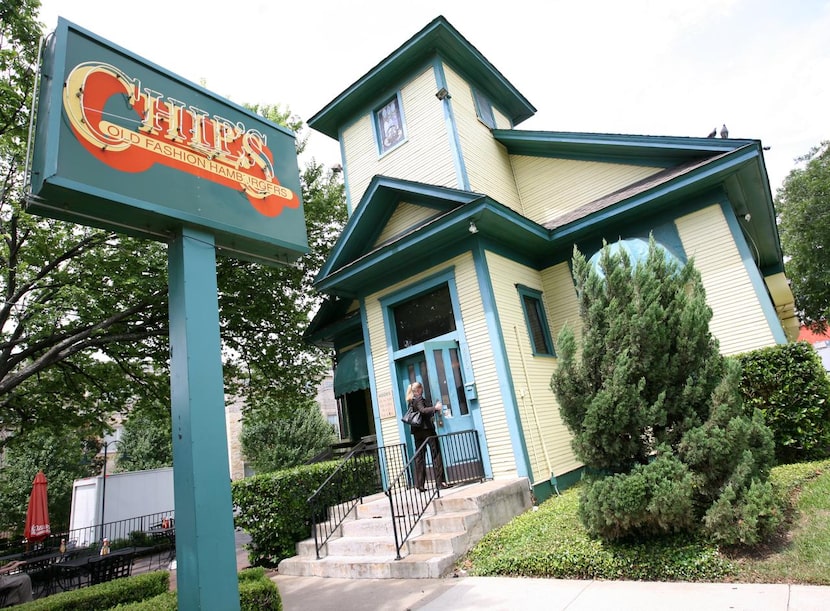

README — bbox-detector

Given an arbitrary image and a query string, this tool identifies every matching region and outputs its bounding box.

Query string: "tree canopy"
[0,5,346,446]
[776,141,830,332]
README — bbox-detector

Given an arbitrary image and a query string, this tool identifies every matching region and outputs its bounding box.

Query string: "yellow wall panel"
[375,202,439,247]
[486,252,581,486]
[444,66,523,211]
[511,156,662,227]
[676,205,776,355]
[343,67,458,209]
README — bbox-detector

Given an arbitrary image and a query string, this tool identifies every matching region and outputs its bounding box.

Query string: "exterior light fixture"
[435,87,451,100]
[468,220,478,234]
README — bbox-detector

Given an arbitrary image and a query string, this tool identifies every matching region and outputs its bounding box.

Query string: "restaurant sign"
[29,18,307,264]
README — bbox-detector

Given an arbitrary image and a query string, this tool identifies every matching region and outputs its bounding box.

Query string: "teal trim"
[493,129,753,167]
[719,201,788,344]
[433,60,469,190]
[339,135,354,215]
[167,228,240,611]
[473,243,532,479]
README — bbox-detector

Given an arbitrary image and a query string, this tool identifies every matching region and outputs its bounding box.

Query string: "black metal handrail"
[2,510,175,557]
[307,441,407,559]
[386,429,485,559]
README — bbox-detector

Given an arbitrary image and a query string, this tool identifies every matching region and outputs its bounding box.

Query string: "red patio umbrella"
[24,470,51,542]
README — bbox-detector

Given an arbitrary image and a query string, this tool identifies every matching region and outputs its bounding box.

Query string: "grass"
[460,459,830,583]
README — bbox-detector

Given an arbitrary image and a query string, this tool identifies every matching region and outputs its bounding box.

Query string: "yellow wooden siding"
[540,262,583,476]
[676,205,776,355]
[374,201,438,247]
[510,156,662,227]
[342,67,458,209]
[453,255,518,478]
[444,66,523,212]
[487,252,581,485]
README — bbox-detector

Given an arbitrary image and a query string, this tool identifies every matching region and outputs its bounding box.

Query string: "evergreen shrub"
[738,341,830,463]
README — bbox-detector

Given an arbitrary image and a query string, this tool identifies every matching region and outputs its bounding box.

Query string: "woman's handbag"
[401,402,423,427]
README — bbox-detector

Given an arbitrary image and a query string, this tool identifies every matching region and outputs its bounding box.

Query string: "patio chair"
[87,552,134,586]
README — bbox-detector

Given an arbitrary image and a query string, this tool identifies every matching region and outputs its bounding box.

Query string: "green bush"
[463,484,733,581]
[15,571,169,611]
[232,456,380,566]
[109,567,280,611]
[738,341,830,463]
[579,453,695,541]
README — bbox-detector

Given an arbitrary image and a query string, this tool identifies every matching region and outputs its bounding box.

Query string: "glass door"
[422,341,472,435]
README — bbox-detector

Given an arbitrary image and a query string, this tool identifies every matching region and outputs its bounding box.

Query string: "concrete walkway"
[272,574,830,611]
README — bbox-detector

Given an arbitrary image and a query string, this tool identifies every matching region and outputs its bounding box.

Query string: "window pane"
[394,284,456,349]
[474,89,496,129]
[522,294,552,355]
[377,96,405,154]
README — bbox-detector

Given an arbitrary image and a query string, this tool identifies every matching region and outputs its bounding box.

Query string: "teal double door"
[398,341,480,474]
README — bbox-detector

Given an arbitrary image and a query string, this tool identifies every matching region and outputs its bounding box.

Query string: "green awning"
[334,345,369,397]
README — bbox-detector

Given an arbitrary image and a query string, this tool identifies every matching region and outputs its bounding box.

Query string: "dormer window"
[473,88,496,129]
[375,94,406,155]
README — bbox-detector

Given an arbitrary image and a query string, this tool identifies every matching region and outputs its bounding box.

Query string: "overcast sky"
[37,0,830,193]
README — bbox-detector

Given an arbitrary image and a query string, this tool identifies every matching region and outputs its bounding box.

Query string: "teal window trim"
[472,88,496,129]
[373,92,407,156]
[517,284,555,357]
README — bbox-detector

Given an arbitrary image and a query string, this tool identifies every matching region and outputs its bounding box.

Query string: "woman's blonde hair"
[405,381,423,402]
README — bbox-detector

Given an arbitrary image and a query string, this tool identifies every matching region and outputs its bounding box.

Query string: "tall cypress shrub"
[552,238,779,544]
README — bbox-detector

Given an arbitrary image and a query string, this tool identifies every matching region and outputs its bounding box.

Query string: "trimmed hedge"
[232,457,380,566]
[738,341,830,463]
[108,567,280,611]
[14,571,169,611]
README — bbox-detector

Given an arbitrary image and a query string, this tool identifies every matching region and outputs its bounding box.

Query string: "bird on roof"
[720,124,729,138]
[707,128,717,138]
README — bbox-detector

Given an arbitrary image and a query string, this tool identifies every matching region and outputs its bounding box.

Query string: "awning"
[334,345,370,397]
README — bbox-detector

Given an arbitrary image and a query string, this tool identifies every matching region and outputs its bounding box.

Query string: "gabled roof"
[308,16,536,140]
[314,132,784,301]
[314,175,551,297]
[494,130,783,274]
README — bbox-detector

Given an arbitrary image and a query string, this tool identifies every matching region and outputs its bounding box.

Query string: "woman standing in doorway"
[405,382,448,491]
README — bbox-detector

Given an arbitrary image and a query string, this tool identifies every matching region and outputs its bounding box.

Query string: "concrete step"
[277,477,532,579]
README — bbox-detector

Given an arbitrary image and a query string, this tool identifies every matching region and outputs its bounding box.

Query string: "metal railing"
[6,509,176,553]
[307,441,407,559]
[387,429,484,559]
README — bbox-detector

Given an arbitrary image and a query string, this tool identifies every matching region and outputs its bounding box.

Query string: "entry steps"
[277,478,531,579]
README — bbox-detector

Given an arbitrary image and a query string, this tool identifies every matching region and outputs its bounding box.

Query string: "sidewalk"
[272,574,830,611]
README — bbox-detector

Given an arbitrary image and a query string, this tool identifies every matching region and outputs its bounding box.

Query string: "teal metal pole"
[168,227,240,610]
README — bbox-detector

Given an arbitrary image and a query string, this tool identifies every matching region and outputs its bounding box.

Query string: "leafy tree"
[114,409,173,472]
[776,141,830,332]
[0,8,346,442]
[0,427,101,536]
[552,239,778,544]
[240,393,335,473]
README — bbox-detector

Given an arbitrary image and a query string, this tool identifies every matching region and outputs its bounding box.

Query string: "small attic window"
[473,88,496,129]
[375,94,406,155]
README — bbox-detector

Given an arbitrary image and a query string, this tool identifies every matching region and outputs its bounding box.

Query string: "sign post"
[29,19,309,609]
[168,228,238,609]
